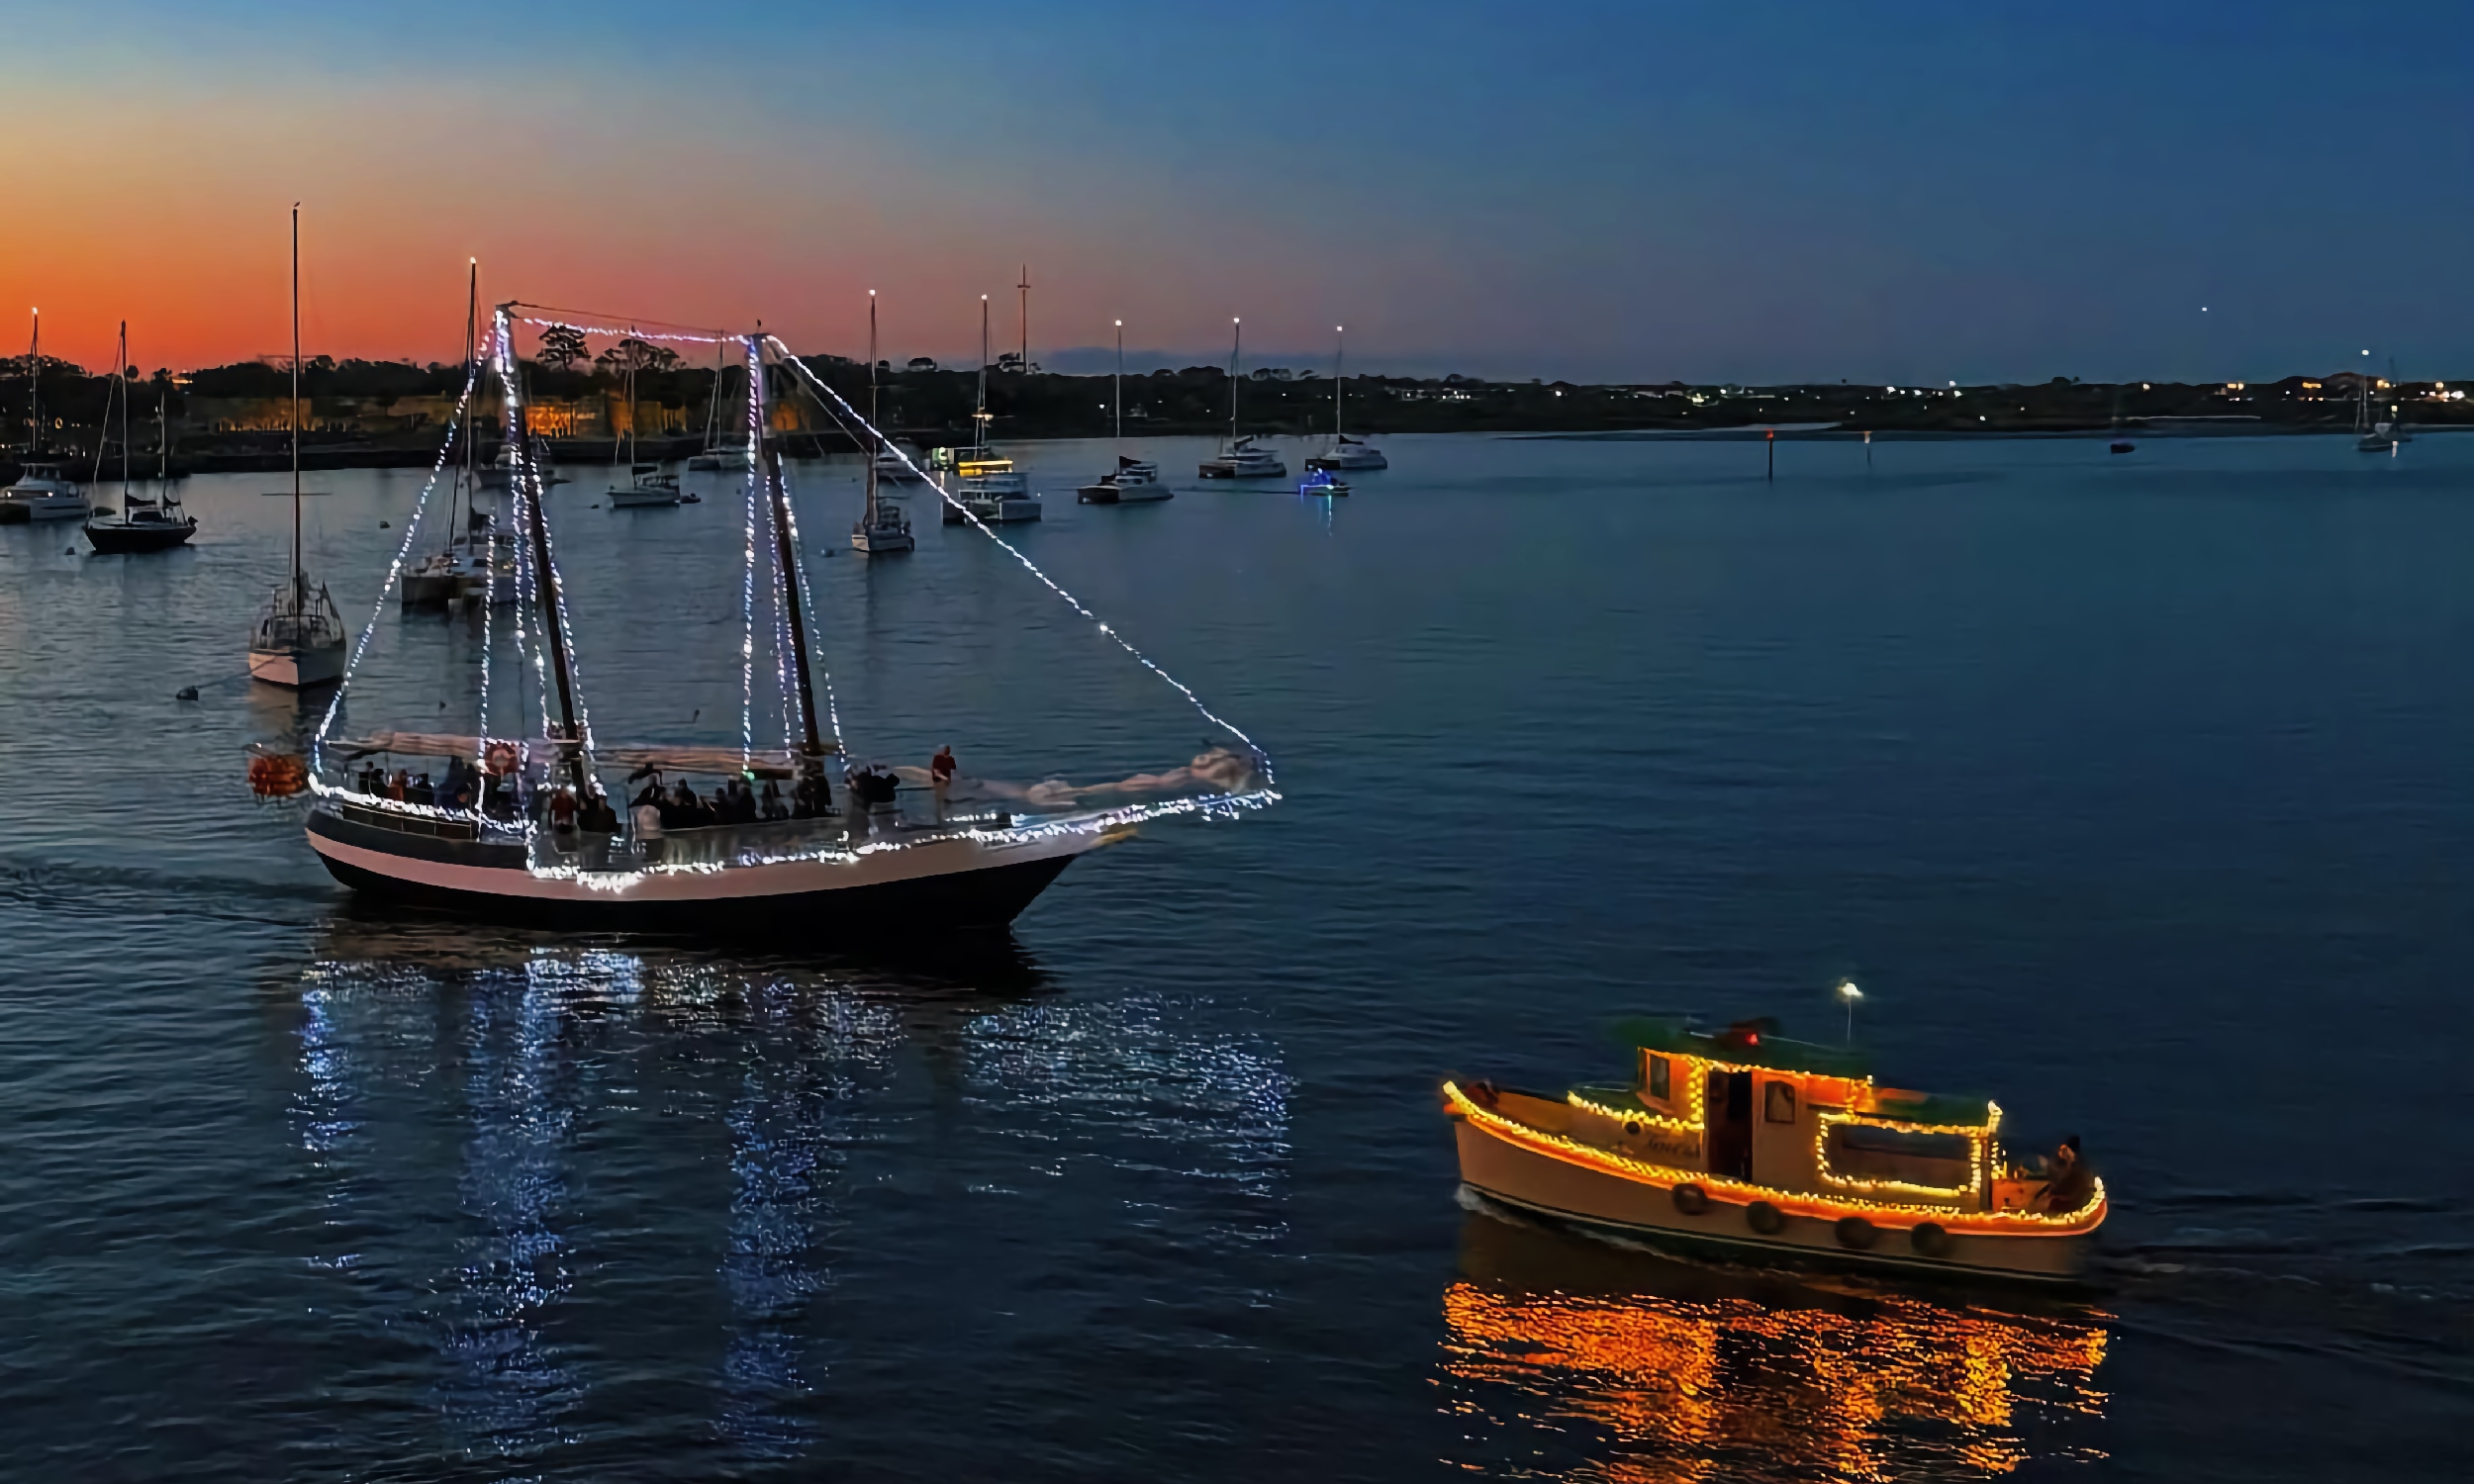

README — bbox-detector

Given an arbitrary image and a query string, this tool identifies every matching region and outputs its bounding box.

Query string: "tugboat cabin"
[1577,1016,2016,1213]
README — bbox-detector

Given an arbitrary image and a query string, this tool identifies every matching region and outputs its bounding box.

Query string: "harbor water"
[2,431,2468,1479]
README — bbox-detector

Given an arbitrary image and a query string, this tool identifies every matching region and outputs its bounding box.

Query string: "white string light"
[311,363,478,766]
[765,336,1269,784]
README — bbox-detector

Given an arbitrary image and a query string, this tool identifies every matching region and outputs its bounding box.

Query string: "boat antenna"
[1229,318,1241,445]
[757,336,829,800]
[291,204,303,620]
[865,290,879,527]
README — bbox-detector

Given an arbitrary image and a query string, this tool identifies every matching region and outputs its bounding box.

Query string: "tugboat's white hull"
[249,643,347,689]
[1450,1092,2101,1284]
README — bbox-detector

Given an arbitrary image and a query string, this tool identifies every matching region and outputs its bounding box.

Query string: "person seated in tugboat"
[2033,1135,2095,1214]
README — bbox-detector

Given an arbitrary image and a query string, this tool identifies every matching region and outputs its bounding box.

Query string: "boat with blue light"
[1444,1014,2107,1282]
[1298,469,1349,498]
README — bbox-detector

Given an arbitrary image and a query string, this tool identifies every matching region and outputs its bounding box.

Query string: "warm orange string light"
[1445,1080,2105,1235]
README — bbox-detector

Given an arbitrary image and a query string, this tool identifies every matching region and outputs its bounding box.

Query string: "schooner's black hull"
[83,521,197,553]
[313,850,1080,936]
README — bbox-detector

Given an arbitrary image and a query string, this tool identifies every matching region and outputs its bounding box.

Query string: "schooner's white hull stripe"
[307,824,1102,903]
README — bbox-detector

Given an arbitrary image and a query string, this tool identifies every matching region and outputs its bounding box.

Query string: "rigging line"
[505,303,732,339]
[512,313,728,347]
[739,410,762,772]
[311,362,479,760]
[766,337,1272,782]
[773,460,843,753]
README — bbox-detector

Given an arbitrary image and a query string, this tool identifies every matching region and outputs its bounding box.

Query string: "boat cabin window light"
[1647,1055,1670,1102]
[1763,1079,1797,1124]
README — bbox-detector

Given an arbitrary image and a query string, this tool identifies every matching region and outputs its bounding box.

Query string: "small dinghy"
[1444,1013,2107,1283]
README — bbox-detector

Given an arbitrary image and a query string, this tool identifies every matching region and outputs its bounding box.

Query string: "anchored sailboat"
[1080,319,1169,505]
[852,291,913,554]
[84,323,197,552]
[2,309,95,524]
[1304,325,1386,472]
[405,261,504,607]
[1199,318,1285,479]
[303,311,1273,932]
[939,295,1039,524]
[247,206,347,689]
[687,338,751,472]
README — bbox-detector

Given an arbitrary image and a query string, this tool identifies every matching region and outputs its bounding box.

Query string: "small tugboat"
[1443,1014,2106,1283]
[1298,469,1350,498]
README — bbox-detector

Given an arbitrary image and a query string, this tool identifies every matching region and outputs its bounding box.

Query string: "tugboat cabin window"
[1827,1123,1975,1191]
[1763,1079,1797,1124]
[1647,1056,1670,1102]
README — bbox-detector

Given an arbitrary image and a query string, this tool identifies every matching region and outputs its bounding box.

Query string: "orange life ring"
[247,753,309,797]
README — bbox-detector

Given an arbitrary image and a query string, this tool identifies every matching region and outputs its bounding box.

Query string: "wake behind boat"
[301,311,1276,935]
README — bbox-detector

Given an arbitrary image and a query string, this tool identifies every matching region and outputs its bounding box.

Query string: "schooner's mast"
[504,303,587,793]
[290,206,304,620]
[864,290,879,527]
[756,337,830,801]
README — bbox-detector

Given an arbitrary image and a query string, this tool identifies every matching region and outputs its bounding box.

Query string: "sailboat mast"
[116,322,130,505]
[519,378,587,793]
[866,290,879,525]
[450,258,474,548]
[1114,320,1122,446]
[1229,318,1241,441]
[975,295,990,455]
[27,310,38,457]
[1335,325,1344,440]
[291,205,303,616]
[1017,265,1029,375]
[756,338,828,787]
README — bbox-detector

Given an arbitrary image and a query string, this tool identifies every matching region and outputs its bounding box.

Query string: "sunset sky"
[9,2,2470,383]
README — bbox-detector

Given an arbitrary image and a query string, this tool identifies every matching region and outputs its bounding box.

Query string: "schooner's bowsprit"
[301,308,1276,933]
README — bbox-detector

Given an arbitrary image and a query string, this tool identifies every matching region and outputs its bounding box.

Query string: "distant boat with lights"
[1443,1013,2107,1282]
[937,299,1039,523]
[3,310,94,523]
[302,311,1274,933]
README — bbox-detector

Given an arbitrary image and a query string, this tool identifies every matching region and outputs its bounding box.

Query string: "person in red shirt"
[930,746,957,786]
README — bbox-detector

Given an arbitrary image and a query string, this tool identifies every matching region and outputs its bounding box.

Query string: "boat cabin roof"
[1610,1014,1993,1127]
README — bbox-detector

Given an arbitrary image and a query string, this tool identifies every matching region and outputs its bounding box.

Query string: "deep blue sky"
[13,1,2472,381]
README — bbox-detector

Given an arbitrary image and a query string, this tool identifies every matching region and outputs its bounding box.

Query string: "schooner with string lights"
[297,304,1274,931]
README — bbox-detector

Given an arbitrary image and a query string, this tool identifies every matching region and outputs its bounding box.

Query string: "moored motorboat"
[1079,456,1170,504]
[1444,1013,2107,1283]
[937,453,1040,523]
[1305,434,1386,471]
[0,463,91,522]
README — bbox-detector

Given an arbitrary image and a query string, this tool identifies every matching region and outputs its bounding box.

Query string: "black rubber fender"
[1910,1221,1954,1258]
[1671,1182,1711,1217]
[1835,1215,1878,1250]
[1746,1199,1785,1236]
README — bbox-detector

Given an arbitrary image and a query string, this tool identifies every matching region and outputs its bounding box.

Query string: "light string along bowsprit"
[764,336,1273,788]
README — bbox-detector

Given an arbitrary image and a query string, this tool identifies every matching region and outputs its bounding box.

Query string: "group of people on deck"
[629,775,790,834]
[354,755,508,817]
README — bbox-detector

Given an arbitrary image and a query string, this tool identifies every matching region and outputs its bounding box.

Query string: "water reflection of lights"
[1442,1210,2110,1480]
[284,931,1290,1469]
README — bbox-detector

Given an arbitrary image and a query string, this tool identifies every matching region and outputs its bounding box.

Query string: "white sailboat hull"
[250,642,347,689]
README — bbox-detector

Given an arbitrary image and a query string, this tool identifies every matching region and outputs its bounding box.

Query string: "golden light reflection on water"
[1440,1212,2109,1481]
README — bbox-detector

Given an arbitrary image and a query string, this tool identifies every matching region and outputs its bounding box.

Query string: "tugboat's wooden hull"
[1450,1089,2102,1284]
[305,805,1096,934]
